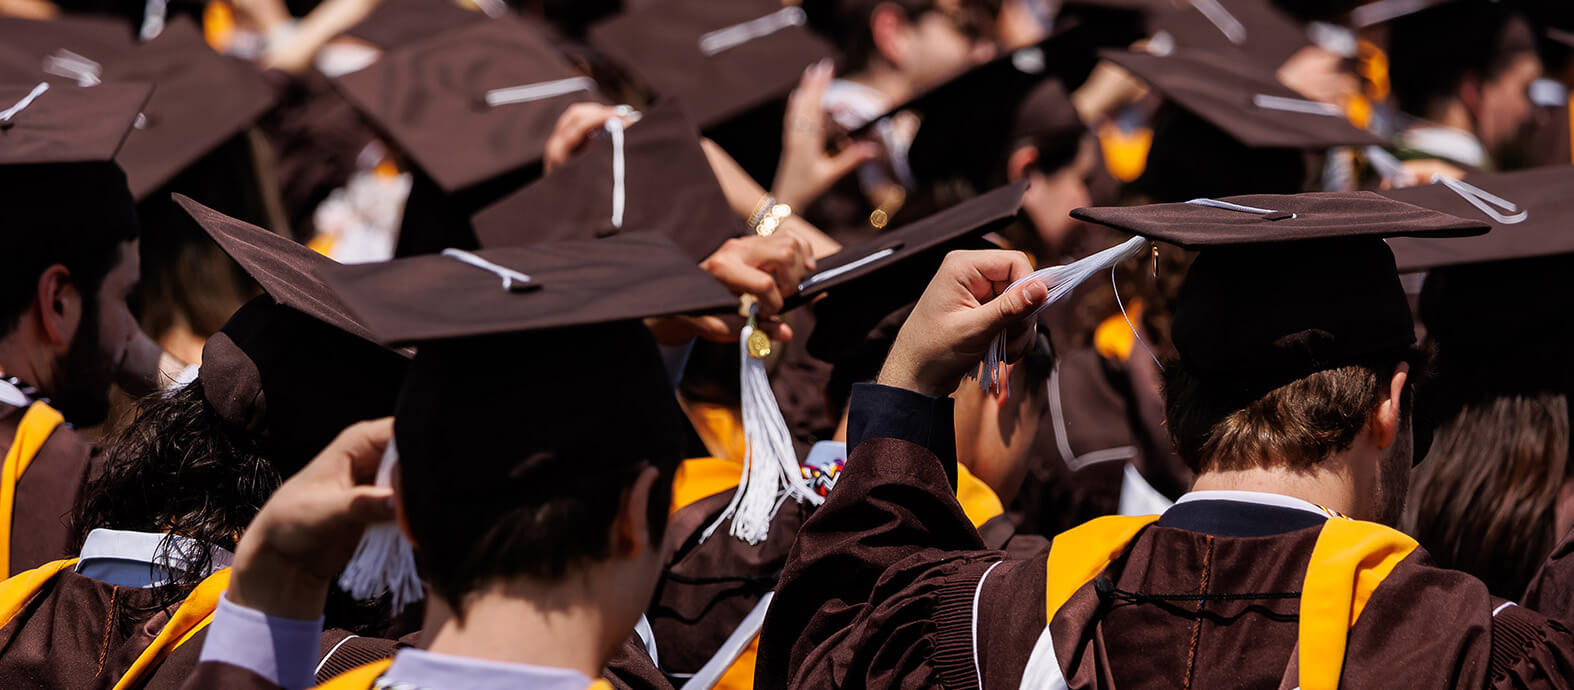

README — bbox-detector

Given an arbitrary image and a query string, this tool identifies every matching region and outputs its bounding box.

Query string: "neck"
[1191,460,1358,517]
[422,575,623,678]
[843,64,912,109]
[0,335,46,391]
[1430,99,1476,137]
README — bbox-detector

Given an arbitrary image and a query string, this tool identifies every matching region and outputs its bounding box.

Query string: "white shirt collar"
[384,648,596,690]
[1531,78,1569,108]
[1401,126,1487,169]
[74,528,233,588]
[1170,490,1334,519]
[0,379,30,408]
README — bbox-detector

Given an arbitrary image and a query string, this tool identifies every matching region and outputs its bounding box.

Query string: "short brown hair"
[1162,357,1413,474]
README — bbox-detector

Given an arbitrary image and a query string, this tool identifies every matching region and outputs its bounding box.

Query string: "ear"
[869,2,912,68]
[34,264,81,352]
[1458,73,1484,117]
[1005,145,1039,183]
[612,466,660,559]
[1371,362,1409,450]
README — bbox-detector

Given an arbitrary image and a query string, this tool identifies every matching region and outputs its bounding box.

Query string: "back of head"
[1402,254,1574,598]
[395,321,685,610]
[1161,239,1418,473]
[1135,105,1309,203]
[0,161,138,337]
[1387,1,1536,117]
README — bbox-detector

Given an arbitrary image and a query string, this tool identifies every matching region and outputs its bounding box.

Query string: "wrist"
[229,540,333,621]
[876,350,954,398]
[747,194,793,237]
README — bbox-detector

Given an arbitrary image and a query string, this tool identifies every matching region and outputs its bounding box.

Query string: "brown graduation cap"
[0,16,277,200]
[787,180,1027,309]
[587,0,834,130]
[1383,166,1574,272]
[1151,0,1314,68]
[335,16,607,197]
[1071,191,1486,383]
[470,100,742,261]
[343,0,489,50]
[1,80,148,253]
[319,232,739,346]
[175,195,409,474]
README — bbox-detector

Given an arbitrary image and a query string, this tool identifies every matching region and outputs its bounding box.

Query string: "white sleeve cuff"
[199,594,324,690]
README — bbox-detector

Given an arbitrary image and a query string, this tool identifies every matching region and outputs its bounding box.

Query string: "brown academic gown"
[1525,528,1574,625]
[0,567,402,690]
[1012,345,1191,537]
[757,383,1574,689]
[0,402,100,576]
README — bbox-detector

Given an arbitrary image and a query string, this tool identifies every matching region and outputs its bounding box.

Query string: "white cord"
[0,83,48,122]
[1433,174,1528,225]
[606,116,626,229]
[1252,94,1342,117]
[1112,269,1162,369]
[441,248,533,291]
[484,77,596,107]
[1192,0,1246,44]
[1184,198,1290,217]
[698,7,807,56]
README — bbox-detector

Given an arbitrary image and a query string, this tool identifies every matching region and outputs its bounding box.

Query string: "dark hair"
[810,0,994,73]
[0,163,138,337]
[71,380,278,616]
[1388,4,1536,118]
[1402,392,1569,599]
[1162,353,1417,474]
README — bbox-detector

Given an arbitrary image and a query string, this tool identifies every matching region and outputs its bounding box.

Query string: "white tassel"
[701,313,823,545]
[978,236,1150,393]
[337,439,423,612]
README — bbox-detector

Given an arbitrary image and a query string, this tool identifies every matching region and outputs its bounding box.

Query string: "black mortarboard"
[176,195,409,474]
[470,101,741,261]
[319,232,738,346]
[0,16,276,201]
[335,17,607,196]
[1152,0,1313,67]
[788,180,1029,308]
[588,0,834,130]
[343,0,488,50]
[1071,191,1487,382]
[0,81,147,243]
[906,52,1087,192]
[1383,166,1574,272]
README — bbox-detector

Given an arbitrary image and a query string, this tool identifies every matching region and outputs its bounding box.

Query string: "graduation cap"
[789,180,1030,307]
[0,80,148,244]
[334,17,608,197]
[0,16,277,201]
[323,232,737,603]
[1070,191,1486,383]
[470,101,742,261]
[1383,166,1574,272]
[589,0,834,130]
[905,51,1087,193]
[1101,47,1381,200]
[342,0,489,50]
[1151,0,1313,67]
[178,194,409,475]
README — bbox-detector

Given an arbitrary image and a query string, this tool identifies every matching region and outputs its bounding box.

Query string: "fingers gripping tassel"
[337,440,423,612]
[978,237,1150,393]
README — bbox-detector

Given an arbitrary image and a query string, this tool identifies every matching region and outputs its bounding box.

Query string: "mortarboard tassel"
[702,299,823,544]
[337,439,423,612]
[979,236,1150,393]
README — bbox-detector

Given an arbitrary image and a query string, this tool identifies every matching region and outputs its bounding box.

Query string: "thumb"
[825,142,879,179]
[977,279,1049,335]
[343,487,398,526]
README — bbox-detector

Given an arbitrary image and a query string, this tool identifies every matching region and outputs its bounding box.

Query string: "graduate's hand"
[543,103,638,174]
[879,250,1048,398]
[1276,46,1358,107]
[771,59,880,210]
[229,418,396,621]
[649,234,816,343]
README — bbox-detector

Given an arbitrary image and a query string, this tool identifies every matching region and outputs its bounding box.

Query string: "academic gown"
[1525,528,1574,625]
[1012,344,1191,537]
[756,383,1574,689]
[0,400,101,576]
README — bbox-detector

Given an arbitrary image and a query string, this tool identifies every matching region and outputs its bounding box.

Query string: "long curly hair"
[71,379,279,620]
